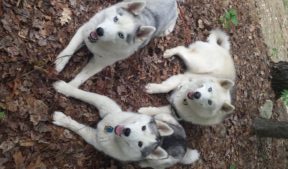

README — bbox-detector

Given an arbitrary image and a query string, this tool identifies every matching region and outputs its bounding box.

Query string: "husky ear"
[155,120,173,136]
[146,147,168,160]
[221,102,235,114]
[122,1,146,15]
[219,79,234,90]
[136,26,156,40]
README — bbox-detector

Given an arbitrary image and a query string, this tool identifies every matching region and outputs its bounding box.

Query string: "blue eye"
[113,16,118,22]
[118,32,124,39]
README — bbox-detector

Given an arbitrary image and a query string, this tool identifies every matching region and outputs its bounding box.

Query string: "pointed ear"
[146,147,168,160]
[136,26,156,40]
[221,102,235,114]
[219,79,234,90]
[121,1,146,15]
[155,120,173,136]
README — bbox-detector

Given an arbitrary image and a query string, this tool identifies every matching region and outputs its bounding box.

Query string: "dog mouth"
[187,91,194,100]
[114,125,124,136]
[88,31,98,43]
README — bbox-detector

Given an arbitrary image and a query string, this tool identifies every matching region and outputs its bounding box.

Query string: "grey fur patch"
[159,123,187,159]
[140,119,161,157]
[141,142,159,157]
[126,33,135,44]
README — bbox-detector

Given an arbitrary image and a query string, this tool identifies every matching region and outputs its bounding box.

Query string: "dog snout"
[187,91,201,100]
[123,128,131,137]
[96,27,104,36]
[193,92,201,99]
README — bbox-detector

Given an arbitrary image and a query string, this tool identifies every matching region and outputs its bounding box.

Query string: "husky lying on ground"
[139,29,236,125]
[52,81,199,168]
[55,0,180,88]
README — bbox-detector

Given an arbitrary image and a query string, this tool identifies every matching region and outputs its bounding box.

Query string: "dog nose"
[96,27,104,36]
[187,91,201,100]
[123,128,131,137]
[193,92,201,99]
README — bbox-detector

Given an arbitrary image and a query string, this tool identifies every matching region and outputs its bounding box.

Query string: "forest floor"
[0,0,288,168]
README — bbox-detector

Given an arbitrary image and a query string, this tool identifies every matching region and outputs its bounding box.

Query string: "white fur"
[55,0,179,88]
[53,80,199,168]
[140,29,236,125]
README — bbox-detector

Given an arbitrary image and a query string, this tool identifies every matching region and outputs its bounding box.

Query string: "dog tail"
[180,148,200,164]
[207,29,230,51]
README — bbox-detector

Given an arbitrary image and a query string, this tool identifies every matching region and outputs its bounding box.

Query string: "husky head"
[179,77,235,120]
[114,114,173,160]
[88,1,156,47]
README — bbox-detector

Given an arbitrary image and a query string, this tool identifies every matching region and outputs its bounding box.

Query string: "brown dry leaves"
[0,0,283,168]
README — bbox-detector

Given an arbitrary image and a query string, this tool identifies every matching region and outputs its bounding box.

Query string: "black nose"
[123,128,131,137]
[96,27,104,36]
[193,92,201,99]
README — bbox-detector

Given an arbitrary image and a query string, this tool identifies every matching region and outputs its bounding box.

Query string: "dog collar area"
[170,104,182,121]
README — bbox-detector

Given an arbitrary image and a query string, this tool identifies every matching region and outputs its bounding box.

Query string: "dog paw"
[55,61,65,73]
[55,54,70,72]
[53,111,71,127]
[53,80,73,96]
[181,149,200,164]
[138,107,151,114]
[163,49,175,58]
[145,83,159,93]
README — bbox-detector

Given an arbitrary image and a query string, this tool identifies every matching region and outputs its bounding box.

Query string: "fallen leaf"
[27,155,46,169]
[26,97,49,126]
[13,151,25,169]
[60,8,72,26]
[19,140,35,147]
[0,138,19,153]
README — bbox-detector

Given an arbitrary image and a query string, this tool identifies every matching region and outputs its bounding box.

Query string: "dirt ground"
[0,0,287,168]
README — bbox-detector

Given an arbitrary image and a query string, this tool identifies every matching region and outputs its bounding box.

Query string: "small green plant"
[0,111,5,120]
[281,90,288,106]
[220,8,238,29]
[284,0,288,9]
[271,48,278,58]
[229,164,237,169]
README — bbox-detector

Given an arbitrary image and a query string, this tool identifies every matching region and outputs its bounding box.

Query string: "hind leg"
[164,46,213,73]
[163,46,196,71]
[138,105,172,116]
[163,46,190,59]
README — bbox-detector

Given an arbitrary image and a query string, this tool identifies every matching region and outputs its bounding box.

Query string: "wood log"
[271,61,288,99]
[253,117,288,138]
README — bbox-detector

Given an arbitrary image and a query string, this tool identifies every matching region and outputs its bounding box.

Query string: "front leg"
[68,56,112,88]
[138,105,172,116]
[55,24,86,73]
[52,111,100,149]
[53,81,122,118]
[145,74,184,94]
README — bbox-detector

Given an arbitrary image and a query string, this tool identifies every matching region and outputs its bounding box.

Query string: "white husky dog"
[139,29,236,125]
[55,0,180,88]
[52,81,199,168]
